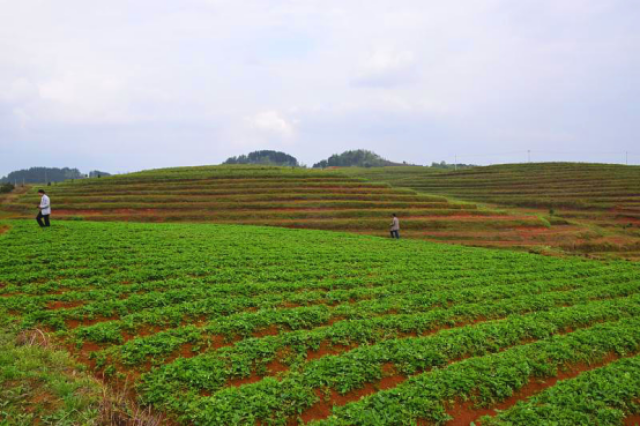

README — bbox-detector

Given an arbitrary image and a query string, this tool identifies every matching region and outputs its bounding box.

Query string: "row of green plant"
[140,302,640,425]
[313,317,640,425]
[480,354,640,425]
[88,273,640,367]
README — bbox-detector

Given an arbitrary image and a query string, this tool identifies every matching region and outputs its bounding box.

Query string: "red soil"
[207,334,238,350]
[306,341,357,361]
[624,413,640,426]
[253,324,280,338]
[178,343,200,359]
[266,358,289,375]
[227,374,262,388]
[445,353,624,426]
[53,209,103,216]
[327,315,346,326]
[46,300,84,310]
[300,363,407,423]
[65,315,118,330]
[121,325,166,343]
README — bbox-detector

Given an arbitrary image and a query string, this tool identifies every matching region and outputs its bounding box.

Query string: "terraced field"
[2,220,640,425]
[2,166,560,249]
[361,163,640,211]
[347,163,640,259]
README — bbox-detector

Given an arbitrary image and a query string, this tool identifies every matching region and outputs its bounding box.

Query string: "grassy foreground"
[0,318,100,425]
[2,219,640,424]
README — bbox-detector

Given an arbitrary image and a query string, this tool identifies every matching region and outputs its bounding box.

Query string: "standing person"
[36,189,51,228]
[390,213,400,239]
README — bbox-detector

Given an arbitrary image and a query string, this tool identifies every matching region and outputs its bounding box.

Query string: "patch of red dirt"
[66,315,118,330]
[327,315,346,326]
[624,413,640,426]
[53,209,103,216]
[204,334,239,351]
[300,389,332,422]
[306,341,357,361]
[46,300,84,310]
[121,324,167,342]
[253,324,280,338]
[445,353,624,426]
[266,358,288,375]
[227,374,262,388]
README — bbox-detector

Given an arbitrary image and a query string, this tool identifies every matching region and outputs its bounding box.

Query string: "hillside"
[1,165,558,246]
[380,163,640,211]
[2,220,640,424]
[4,163,639,258]
[347,163,640,259]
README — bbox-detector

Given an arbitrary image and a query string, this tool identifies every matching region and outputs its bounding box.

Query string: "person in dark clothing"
[390,213,400,239]
[36,189,51,227]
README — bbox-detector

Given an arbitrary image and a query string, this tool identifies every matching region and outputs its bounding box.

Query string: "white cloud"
[352,48,417,87]
[248,110,296,139]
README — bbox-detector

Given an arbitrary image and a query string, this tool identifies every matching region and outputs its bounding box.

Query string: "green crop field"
[2,220,640,425]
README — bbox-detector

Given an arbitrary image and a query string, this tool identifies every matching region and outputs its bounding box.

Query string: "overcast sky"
[1,0,639,176]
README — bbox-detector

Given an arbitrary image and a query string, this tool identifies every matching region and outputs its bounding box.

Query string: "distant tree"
[89,170,111,178]
[430,161,476,170]
[0,183,14,194]
[313,150,401,168]
[223,150,300,167]
[0,167,84,184]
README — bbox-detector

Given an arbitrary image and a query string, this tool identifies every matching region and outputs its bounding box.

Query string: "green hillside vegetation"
[378,162,640,211]
[223,150,300,167]
[0,183,14,194]
[1,220,640,424]
[313,149,400,168]
[4,165,559,248]
[346,163,640,259]
[2,162,639,258]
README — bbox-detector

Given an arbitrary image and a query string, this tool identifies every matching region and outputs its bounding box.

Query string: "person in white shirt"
[390,213,400,239]
[36,189,51,227]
